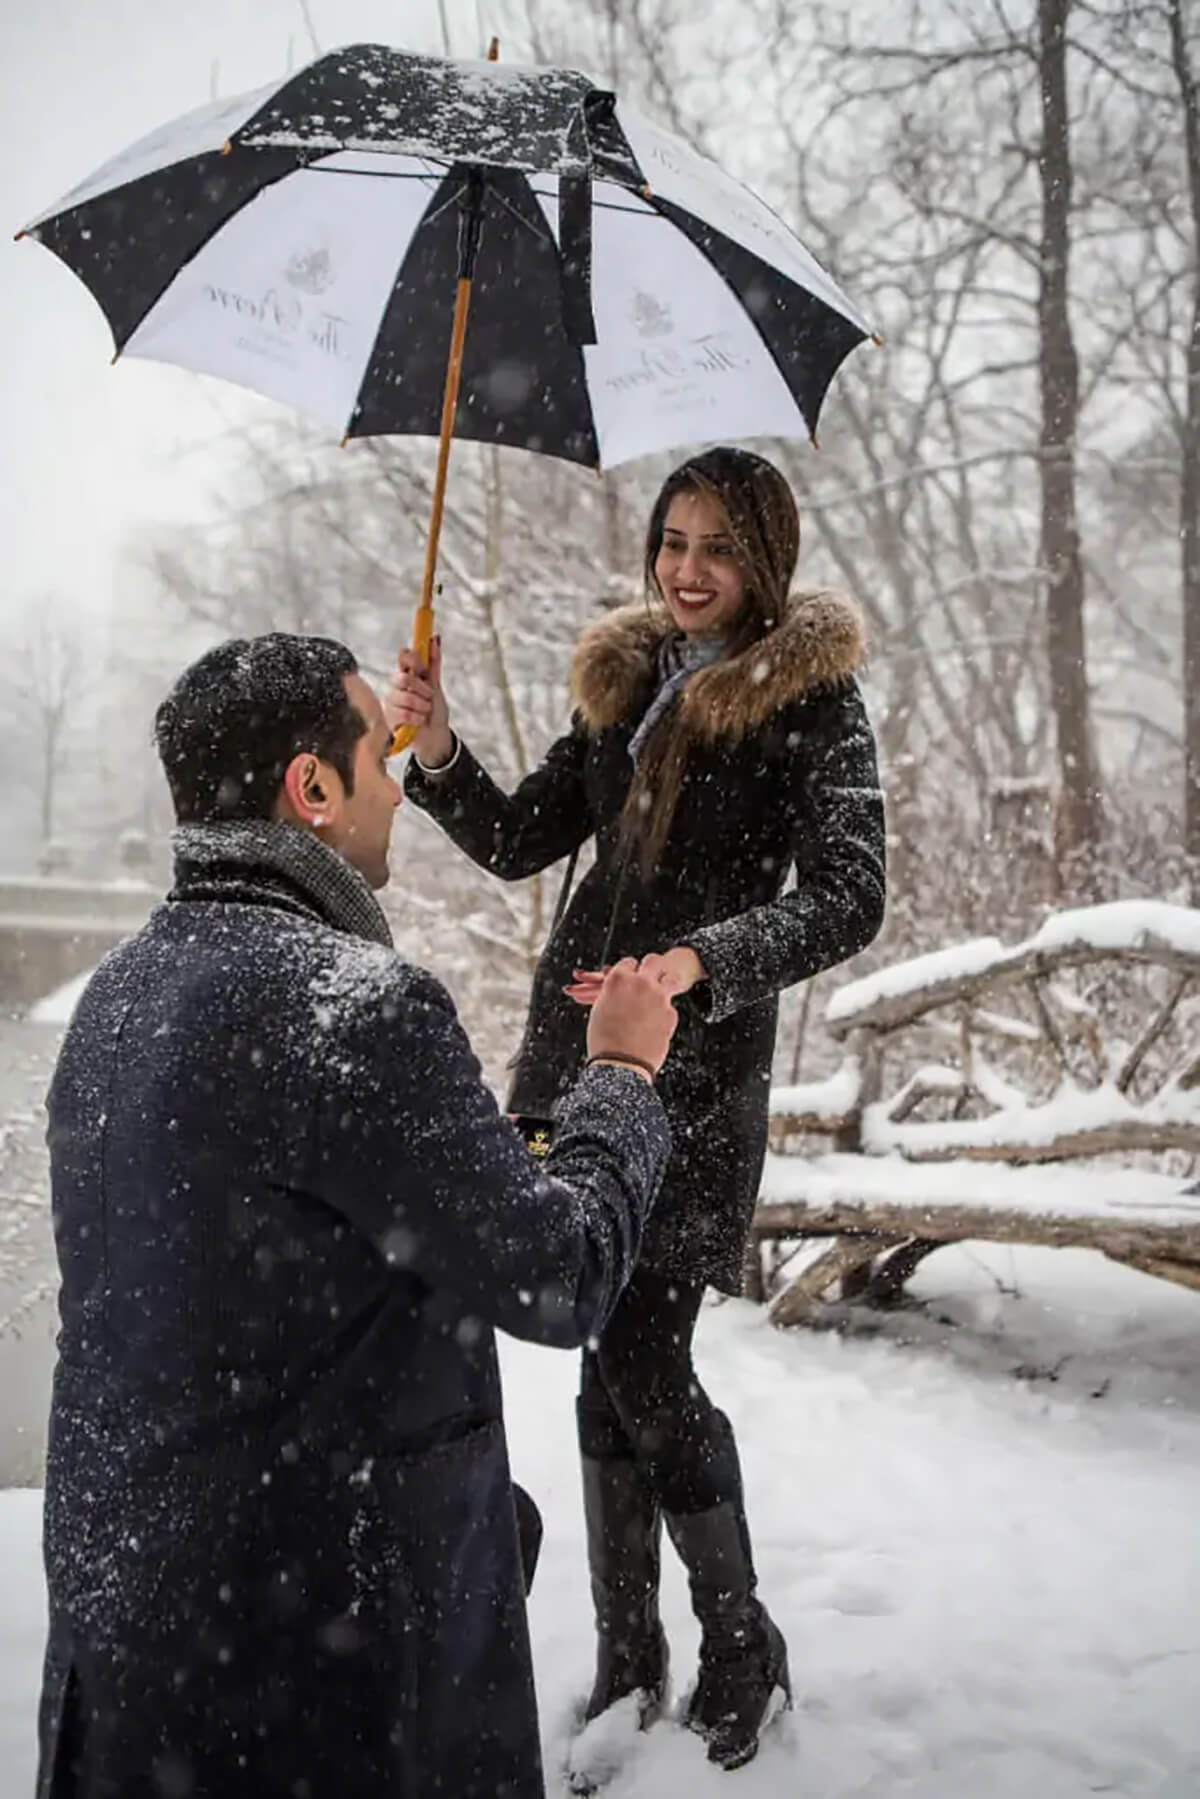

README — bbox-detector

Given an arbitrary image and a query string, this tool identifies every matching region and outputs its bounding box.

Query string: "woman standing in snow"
[388,446,886,1773]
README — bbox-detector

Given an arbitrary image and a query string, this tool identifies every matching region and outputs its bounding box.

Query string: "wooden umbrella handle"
[389,271,474,756]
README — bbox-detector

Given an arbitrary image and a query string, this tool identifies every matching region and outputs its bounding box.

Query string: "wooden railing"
[752,903,1200,1325]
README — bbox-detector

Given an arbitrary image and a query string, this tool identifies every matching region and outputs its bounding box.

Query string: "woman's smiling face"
[653,488,747,640]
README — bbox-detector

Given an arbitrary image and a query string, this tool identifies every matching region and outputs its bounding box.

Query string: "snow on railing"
[767,1056,862,1130]
[770,902,1200,1167]
[861,1077,1200,1163]
[827,902,1200,1035]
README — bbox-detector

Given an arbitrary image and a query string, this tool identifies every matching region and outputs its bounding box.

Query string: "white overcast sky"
[0,0,503,627]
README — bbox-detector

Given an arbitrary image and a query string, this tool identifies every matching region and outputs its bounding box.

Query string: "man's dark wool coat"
[407,593,887,1294]
[37,830,669,1799]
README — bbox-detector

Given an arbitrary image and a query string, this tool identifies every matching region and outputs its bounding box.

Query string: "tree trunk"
[40,753,54,846]
[479,446,545,957]
[1037,0,1102,885]
[1170,0,1200,897]
[40,704,62,846]
[601,472,624,573]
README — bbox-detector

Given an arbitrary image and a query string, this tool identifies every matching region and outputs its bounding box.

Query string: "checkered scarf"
[170,820,393,948]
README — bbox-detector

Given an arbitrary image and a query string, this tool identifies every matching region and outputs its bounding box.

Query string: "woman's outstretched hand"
[565,947,706,1007]
[383,637,454,766]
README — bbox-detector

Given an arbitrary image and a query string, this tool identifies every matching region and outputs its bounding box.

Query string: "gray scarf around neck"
[171,820,393,948]
[627,632,726,765]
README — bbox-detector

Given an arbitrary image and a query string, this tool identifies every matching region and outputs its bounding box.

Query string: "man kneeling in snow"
[36,634,676,1799]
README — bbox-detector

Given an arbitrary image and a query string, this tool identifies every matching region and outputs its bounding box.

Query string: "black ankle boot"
[580,1453,669,1725]
[665,1492,790,1769]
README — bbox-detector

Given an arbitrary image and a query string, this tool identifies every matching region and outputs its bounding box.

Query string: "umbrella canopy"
[20,43,873,469]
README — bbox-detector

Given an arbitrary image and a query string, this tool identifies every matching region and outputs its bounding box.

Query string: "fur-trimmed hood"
[570,592,866,743]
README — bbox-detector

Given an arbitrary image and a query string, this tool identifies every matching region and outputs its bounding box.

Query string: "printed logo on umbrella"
[285,248,335,296]
[631,292,673,339]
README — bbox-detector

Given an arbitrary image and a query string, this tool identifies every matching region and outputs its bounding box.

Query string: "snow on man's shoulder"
[308,935,444,1037]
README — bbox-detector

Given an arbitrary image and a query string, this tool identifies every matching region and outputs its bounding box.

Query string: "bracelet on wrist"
[414,732,460,776]
[585,1052,657,1080]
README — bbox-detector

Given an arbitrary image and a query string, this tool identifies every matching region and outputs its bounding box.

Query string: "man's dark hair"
[154,633,366,824]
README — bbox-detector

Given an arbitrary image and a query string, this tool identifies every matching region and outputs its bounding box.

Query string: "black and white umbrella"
[19,42,874,743]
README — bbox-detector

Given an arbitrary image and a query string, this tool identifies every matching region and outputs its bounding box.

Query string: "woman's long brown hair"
[620,447,801,876]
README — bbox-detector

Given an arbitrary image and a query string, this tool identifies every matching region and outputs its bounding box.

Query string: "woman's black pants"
[576,1266,739,1512]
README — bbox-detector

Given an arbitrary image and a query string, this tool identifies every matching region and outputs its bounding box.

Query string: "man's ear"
[279,753,341,828]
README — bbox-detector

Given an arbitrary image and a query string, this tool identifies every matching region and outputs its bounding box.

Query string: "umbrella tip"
[220,139,232,157]
[339,432,350,450]
[809,431,820,452]
[13,229,25,243]
[487,36,500,60]
[641,183,653,200]
[871,332,884,348]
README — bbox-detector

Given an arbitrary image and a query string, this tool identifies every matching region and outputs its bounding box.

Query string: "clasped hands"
[576,949,706,1083]
[566,946,706,1007]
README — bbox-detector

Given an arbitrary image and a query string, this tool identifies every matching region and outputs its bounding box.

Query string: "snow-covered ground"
[26,970,90,1028]
[3,1243,1199,1796]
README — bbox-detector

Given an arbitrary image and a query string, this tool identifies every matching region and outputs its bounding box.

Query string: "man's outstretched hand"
[582,954,695,1080]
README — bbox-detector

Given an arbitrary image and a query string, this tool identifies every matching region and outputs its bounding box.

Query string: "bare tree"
[1087,0,1198,891]
[1167,0,1200,889]
[3,603,84,854]
[1037,0,1103,876]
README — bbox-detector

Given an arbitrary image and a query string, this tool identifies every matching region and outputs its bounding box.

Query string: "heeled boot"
[579,1450,669,1724]
[664,1414,790,1770]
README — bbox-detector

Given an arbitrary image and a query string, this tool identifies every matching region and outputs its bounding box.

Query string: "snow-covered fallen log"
[757,902,1200,1320]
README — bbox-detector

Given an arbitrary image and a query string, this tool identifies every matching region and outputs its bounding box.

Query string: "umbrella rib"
[486,180,553,246]
[419,179,471,232]
[306,165,447,184]
[526,185,653,218]
[301,163,652,221]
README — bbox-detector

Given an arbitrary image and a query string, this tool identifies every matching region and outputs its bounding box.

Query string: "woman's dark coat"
[38,853,668,1799]
[406,593,887,1294]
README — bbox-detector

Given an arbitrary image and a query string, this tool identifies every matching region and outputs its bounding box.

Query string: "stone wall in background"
[0,877,156,1012]
[0,1019,59,1487]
